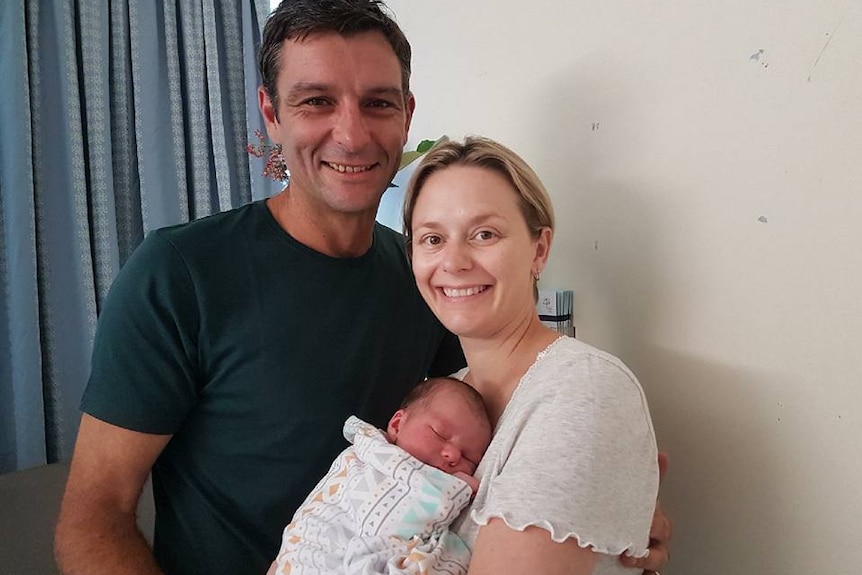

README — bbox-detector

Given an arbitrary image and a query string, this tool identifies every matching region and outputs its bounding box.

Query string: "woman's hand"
[620,452,672,574]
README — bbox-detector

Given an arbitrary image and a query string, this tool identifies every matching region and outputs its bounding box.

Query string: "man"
[55,2,670,574]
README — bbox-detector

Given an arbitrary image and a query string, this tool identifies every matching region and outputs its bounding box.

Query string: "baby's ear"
[386,409,405,442]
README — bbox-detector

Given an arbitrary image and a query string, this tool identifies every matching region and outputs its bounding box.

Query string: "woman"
[403,137,660,575]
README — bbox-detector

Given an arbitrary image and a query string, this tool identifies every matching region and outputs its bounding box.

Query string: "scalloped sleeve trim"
[469,508,649,558]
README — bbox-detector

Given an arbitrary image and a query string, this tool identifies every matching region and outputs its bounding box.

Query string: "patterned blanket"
[273,416,474,575]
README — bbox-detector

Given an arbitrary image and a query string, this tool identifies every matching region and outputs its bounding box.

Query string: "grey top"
[452,337,658,574]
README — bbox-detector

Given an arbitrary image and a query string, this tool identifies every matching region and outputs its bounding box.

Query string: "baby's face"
[387,387,491,477]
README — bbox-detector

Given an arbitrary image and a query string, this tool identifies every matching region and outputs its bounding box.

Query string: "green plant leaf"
[416,139,436,153]
[398,136,448,170]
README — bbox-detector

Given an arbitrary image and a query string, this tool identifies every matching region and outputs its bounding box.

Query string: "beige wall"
[387,1,862,573]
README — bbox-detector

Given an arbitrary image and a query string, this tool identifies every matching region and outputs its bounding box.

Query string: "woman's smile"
[440,285,488,298]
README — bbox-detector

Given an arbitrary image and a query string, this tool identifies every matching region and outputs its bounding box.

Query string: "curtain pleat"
[0,0,47,472]
[176,1,211,221]
[206,0,254,211]
[18,0,95,463]
[108,0,143,266]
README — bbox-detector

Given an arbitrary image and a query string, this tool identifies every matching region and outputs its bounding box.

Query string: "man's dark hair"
[400,377,491,430]
[259,0,412,113]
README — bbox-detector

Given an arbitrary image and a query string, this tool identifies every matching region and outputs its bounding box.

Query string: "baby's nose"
[441,444,462,466]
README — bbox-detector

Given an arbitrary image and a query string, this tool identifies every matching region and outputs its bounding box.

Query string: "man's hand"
[620,452,672,574]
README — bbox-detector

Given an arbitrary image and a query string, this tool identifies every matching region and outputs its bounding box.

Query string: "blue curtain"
[0,0,275,474]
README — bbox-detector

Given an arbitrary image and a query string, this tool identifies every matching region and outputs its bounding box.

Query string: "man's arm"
[55,414,172,575]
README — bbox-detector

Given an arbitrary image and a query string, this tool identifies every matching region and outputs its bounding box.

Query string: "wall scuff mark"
[750,49,769,69]
[808,8,851,81]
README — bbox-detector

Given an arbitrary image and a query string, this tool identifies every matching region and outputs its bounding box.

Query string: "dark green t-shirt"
[81,200,464,575]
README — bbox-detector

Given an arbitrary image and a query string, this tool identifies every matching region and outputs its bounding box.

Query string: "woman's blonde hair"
[402,136,555,252]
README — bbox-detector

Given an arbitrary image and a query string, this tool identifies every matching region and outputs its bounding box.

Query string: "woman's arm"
[468,519,597,575]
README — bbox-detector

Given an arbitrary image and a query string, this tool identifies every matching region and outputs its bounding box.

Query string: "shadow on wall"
[529,54,668,356]
[640,346,785,575]
[532,59,783,574]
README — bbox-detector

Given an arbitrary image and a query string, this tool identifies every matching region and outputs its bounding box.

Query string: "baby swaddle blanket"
[274,416,474,575]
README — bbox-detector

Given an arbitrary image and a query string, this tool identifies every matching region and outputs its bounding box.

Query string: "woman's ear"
[386,409,405,443]
[532,227,553,273]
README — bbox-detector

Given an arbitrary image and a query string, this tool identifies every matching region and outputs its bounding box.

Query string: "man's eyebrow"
[285,83,405,101]
[367,86,406,100]
[285,82,329,99]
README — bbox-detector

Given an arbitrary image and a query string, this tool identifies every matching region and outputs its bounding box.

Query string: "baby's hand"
[453,471,479,494]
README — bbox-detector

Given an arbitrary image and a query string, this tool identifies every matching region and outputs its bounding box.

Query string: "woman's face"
[410,165,550,340]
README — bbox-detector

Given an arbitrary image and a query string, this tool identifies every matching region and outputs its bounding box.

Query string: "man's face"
[259,31,414,219]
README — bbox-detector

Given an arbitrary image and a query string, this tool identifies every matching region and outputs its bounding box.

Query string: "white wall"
[387,1,862,573]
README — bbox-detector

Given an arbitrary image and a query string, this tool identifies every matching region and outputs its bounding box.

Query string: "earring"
[532,270,541,282]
